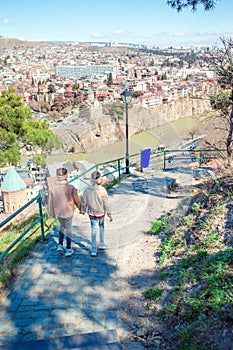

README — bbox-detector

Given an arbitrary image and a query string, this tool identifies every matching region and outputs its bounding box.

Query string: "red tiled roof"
[23,178,34,184]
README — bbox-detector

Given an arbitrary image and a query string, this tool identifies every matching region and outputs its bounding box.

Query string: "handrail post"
[163,150,166,170]
[117,159,121,180]
[199,150,203,167]
[37,194,45,240]
[140,150,143,172]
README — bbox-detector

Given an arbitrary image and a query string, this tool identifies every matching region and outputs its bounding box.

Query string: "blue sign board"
[141,148,151,168]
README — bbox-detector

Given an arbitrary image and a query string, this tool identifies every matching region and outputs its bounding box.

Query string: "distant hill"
[0,36,141,52]
[0,36,49,49]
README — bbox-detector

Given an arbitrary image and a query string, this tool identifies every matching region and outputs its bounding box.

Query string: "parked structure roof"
[2,167,26,192]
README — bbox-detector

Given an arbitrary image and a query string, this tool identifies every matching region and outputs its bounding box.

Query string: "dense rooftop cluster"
[0,41,218,118]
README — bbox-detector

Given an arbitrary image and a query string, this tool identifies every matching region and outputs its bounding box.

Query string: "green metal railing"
[143,148,223,171]
[0,194,45,261]
[162,149,223,170]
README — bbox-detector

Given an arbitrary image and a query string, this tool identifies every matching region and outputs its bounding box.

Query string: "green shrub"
[150,220,164,234]
[150,213,168,234]
[143,287,164,300]
[0,271,10,283]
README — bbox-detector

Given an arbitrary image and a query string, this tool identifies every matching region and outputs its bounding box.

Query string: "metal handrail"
[140,147,225,171]
[0,195,40,229]
[0,194,45,261]
[163,148,225,170]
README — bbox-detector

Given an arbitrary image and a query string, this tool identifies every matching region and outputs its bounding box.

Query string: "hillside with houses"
[0,38,216,153]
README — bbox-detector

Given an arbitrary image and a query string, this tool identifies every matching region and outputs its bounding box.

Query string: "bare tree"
[205,37,233,161]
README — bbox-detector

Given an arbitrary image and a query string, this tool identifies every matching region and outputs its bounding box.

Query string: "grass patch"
[0,213,53,286]
[159,268,175,280]
[6,235,42,271]
[150,213,168,234]
[146,174,233,349]
[182,214,195,226]
[0,270,10,283]
[161,246,233,348]
[150,220,164,234]
[143,286,164,300]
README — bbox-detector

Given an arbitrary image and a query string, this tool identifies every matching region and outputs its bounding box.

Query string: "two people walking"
[49,168,112,257]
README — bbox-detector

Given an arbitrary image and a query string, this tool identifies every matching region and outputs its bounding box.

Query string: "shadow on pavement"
[0,229,119,346]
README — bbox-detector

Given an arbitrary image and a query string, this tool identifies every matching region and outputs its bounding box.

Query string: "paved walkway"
[0,167,211,348]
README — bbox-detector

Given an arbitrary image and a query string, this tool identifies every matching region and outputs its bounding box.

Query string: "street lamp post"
[120,89,132,174]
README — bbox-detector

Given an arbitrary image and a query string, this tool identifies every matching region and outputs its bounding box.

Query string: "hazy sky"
[0,0,232,47]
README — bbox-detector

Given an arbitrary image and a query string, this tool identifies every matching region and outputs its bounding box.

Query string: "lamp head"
[121,89,132,104]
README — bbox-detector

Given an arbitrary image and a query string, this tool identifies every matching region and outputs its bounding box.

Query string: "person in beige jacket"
[80,170,112,257]
[49,167,81,257]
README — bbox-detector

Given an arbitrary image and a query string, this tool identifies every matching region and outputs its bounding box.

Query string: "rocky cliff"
[54,96,210,154]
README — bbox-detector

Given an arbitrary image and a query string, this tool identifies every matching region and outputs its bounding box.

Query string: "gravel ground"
[117,233,174,349]
[115,172,215,349]
[115,189,186,349]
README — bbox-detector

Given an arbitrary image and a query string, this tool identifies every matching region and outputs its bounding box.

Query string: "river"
[26,116,203,165]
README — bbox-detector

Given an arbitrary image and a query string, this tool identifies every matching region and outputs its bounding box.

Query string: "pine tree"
[107,73,113,86]
[0,88,53,166]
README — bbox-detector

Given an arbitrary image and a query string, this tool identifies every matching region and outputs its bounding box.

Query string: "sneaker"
[91,249,98,257]
[65,248,74,257]
[98,244,106,250]
[57,244,64,253]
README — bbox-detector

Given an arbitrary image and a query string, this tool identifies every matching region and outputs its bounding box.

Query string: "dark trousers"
[58,216,73,249]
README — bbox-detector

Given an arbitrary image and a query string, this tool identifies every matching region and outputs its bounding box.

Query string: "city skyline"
[0,0,232,47]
